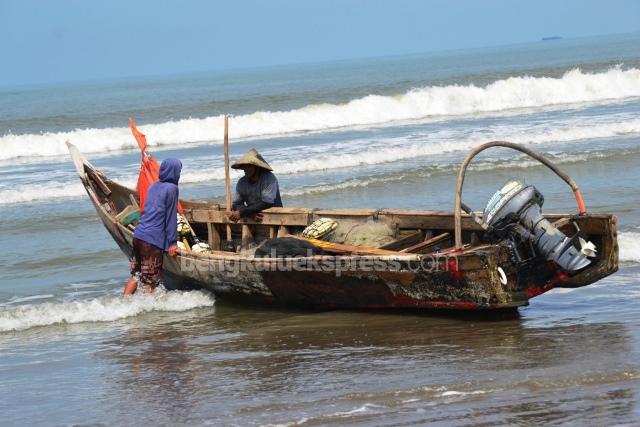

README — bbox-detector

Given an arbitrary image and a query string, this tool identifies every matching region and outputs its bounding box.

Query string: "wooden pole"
[224,115,232,241]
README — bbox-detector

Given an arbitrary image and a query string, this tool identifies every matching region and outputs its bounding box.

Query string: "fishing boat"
[67,141,618,310]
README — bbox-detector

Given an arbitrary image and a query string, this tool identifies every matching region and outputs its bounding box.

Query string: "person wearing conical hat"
[227,148,282,222]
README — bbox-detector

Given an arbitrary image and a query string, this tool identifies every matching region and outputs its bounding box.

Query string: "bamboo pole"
[224,115,232,241]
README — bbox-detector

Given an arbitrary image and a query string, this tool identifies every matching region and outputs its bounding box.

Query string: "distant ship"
[542,36,562,41]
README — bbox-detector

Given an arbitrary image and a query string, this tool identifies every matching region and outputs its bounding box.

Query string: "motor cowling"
[482,180,593,273]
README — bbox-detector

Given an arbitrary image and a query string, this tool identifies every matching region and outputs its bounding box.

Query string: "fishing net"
[325,219,397,247]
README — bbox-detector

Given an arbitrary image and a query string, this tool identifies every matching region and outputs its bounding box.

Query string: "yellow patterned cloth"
[302,218,338,240]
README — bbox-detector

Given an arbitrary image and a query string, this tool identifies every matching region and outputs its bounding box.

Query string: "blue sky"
[1,0,639,86]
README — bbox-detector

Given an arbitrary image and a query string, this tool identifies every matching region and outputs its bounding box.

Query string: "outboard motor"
[481,180,594,273]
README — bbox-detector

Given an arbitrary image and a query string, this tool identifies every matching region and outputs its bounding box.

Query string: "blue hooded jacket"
[134,158,181,251]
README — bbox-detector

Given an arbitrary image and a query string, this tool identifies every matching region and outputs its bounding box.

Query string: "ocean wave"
[265,403,384,427]
[0,131,637,206]
[3,148,619,206]
[179,118,640,182]
[438,390,490,398]
[0,289,215,332]
[619,232,640,263]
[1,67,639,161]
[283,175,411,197]
[0,177,137,205]
[280,153,592,198]
[0,181,87,205]
[5,294,55,305]
[281,149,627,198]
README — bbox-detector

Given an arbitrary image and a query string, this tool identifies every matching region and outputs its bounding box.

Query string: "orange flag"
[129,118,183,213]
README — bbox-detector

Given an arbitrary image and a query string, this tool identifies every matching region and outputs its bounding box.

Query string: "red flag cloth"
[129,118,183,213]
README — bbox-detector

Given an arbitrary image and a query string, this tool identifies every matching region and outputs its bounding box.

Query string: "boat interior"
[87,165,616,274]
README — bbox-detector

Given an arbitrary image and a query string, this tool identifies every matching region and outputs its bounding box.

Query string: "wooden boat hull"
[68,143,618,310]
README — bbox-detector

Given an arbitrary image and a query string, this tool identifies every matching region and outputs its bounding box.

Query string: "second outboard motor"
[481,180,594,272]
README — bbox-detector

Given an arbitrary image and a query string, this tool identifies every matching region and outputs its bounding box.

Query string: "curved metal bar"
[454,141,586,250]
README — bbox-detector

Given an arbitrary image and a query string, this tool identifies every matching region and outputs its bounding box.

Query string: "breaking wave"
[0,290,215,332]
[173,117,640,182]
[0,175,137,205]
[1,67,639,161]
[280,150,622,197]
[0,181,87,205]
[619,232,640,263]
[283,175,409,197]
[0,123,638,206]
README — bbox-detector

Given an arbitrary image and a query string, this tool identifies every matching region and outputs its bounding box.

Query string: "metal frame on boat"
[67,142,618,310]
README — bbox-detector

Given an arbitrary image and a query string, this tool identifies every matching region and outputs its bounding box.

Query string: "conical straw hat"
[231,148,273,171]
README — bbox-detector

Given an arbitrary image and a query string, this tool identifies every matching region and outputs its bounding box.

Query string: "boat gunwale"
[89,159,617,264]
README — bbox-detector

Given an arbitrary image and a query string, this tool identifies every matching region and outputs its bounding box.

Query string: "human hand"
[253,212,264,223]
[167,244,179,257]
[227,210,241,222]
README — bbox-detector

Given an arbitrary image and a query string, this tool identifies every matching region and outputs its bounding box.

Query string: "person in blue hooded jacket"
[123,158,182,295]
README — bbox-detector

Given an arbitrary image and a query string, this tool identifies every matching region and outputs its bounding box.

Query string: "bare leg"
[123,276,138,296]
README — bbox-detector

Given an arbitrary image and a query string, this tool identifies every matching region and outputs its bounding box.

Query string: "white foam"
[439,390,487,397]
[264,419,310,427]
[619,232,640,263]
[284,174,412,197]
[0,290,215,332]
[264,403,383,427]
[2,67,639,161]
[331,403,382,416]
[283,150,620,197]
[180,117,640,182]
[0,177,135,205]
[5,294,55,305]
[0,181,86,205]
[1,116,638,205]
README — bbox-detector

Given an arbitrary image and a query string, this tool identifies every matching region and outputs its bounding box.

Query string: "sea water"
[1,33,639,426]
